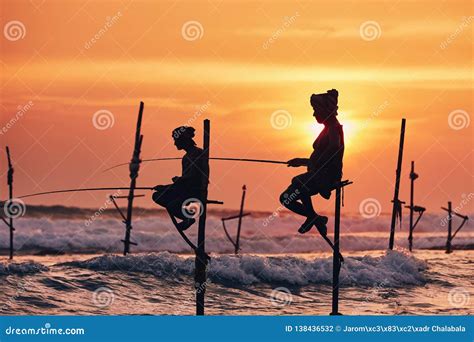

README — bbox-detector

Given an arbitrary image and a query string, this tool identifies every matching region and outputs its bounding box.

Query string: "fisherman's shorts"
[290,171,339,196]
[152,184,200,209]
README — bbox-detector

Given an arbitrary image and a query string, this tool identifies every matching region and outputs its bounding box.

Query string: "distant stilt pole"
[446,201,452,254]
[389,118,406,250]
[441,203,468,254]
[408,161,416,252]
[195,119,210,316]
[330,185,342,315]
[122,101,144,255]
[234,185,246,255]
[6,146,14,260]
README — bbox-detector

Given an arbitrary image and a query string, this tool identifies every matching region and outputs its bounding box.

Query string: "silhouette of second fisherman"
[152,126,208,231]
[280,89,344,235]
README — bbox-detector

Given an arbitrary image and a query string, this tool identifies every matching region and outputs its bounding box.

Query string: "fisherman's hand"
[287,158,307,167]
[152,185,164,191]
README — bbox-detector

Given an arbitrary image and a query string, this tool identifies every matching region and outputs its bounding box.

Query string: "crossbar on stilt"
[405,161,425,252]
[441,203,468,254]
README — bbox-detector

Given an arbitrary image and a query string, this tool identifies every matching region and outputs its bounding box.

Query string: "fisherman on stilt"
[152,126,208,231]
[280,89,344,235]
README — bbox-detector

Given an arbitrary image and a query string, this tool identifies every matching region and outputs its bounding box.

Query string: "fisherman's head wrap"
[172,126,196,141]
[310,89,339,116]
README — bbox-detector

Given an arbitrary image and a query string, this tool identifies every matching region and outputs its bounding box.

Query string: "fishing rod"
[103,157,288,172]
[18,187,155,200]
[6,146,15,259]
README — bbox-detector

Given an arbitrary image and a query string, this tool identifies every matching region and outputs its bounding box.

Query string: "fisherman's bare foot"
[313,215,328,236]
[176,218,195,231]
[298,216,315,234]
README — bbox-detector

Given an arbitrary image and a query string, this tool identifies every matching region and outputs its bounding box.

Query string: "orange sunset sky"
[0,0,472,214]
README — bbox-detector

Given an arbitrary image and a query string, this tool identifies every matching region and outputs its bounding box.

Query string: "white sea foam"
[62,250,427,287]
[0,261,48,275]
[1,212,472,254]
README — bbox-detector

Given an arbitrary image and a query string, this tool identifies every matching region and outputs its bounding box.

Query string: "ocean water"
[0,250,472,315]
[0,207,472,315]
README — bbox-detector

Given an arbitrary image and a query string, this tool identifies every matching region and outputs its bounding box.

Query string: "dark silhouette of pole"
[195,119,210,315]
[122,101,144,255]
[330,179,352,315]
[408,161,418,252]
[330,185,342,315]
[234,185,247,255]
[389,118,406,250]
[441,203,469,253]
[6,147,14,260]
[446,201,452,254]
[221,212,251,251]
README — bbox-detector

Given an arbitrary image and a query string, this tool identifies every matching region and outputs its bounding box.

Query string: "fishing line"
[103,157,288,172]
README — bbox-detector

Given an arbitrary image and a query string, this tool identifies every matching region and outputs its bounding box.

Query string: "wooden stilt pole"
[234,185,246,255]
[408,161,415,252]
[330,185,342,315]
[389,118,406,250]
[122,101,144,255]
[195,119,210,316]
[446,201,452,254]
[6,147,14,260]
[441,204,468,253]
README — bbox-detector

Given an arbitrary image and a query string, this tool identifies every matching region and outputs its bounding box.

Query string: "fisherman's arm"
[287,158,309,167]
[173,159,203,184]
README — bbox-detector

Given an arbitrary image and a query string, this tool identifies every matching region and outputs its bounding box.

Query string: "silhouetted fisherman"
[152,126,208,231]
[280,89,344,235]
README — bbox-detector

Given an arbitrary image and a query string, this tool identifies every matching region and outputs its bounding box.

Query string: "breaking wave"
[61,250,427,287]
[1,211,472,254]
